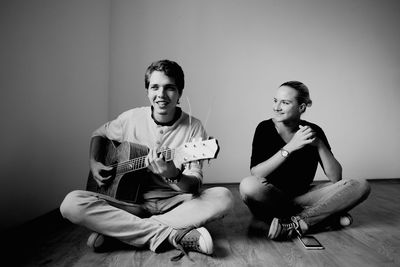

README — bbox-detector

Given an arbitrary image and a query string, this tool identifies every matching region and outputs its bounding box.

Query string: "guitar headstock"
[174,139,220,166]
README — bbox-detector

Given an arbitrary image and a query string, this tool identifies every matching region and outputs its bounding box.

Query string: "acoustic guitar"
[86,138,219,203]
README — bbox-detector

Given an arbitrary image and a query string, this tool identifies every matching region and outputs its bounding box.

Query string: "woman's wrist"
[283,144,294,154]
[279,148,290,158]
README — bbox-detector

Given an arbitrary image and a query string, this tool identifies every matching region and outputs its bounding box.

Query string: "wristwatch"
[280,149,290,158]
[165,169,183,184]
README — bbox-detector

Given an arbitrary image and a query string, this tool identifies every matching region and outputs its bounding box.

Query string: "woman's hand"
[285,125,316,152]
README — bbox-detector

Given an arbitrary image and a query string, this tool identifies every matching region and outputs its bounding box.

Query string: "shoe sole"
[197,227,214,255]
[87,232,104,249]
[339,214,353,227]
[267,218,280,240]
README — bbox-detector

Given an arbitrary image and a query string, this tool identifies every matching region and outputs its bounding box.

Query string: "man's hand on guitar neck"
[145,147,180,181]
[90,159,113,187]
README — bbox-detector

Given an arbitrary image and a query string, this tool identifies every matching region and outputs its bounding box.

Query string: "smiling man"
[147,68,181,122]
[60,59,233,261]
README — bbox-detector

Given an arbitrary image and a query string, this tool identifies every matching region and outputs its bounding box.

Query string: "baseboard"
[4,209,68,246]
[204,182,239,187]
[204,178,400,186]
[366,178,400,182]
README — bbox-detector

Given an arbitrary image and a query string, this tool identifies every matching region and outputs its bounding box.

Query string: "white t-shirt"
[92,106,207,199]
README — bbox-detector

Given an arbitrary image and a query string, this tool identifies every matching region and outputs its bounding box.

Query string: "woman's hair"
[144,59,185,95]
[280,81,312,107]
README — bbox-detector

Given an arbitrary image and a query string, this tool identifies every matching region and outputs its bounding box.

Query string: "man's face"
[272,86,303,122]
[147,71,181,121]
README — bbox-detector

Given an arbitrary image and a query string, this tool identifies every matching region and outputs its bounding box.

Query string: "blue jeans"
[60,187,233,252]
[239,177,370,229]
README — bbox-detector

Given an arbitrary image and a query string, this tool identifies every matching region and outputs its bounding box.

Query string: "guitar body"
[86,139,149,203]
[85,137,220,203]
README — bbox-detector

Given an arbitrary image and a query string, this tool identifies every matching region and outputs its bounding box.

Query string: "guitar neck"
[115,148,175,175]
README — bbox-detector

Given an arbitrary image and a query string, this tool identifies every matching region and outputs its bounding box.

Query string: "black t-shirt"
[250,119,331,196]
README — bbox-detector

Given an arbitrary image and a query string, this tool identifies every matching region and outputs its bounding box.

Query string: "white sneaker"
[339,214,353,227]
[172,227,214,261]
[87,232,105,250]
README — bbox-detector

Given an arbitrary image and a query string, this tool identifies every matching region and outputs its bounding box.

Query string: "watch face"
[281,149,289,157]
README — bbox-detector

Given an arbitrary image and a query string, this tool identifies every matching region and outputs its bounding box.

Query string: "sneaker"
[339,213,353,227]
[87,232,107,251]
[326,213,353,230]
[171,227,213,261]
[267,216,308,240]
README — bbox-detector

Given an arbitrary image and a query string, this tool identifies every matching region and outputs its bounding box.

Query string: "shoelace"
[281,217,301,237]
[290,216,302,236]
[170,228,195,262]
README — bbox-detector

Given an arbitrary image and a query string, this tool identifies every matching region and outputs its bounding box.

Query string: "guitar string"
[110,148,172,169]
[185,96,193,141]
[203,93,215,141]
[107,147,175,172]
[105,139,215,175]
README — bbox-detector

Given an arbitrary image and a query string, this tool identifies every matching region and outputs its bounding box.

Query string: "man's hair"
[145,59,185,95]
[280,81,312,107]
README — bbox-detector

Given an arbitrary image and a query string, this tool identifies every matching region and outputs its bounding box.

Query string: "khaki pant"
[60,187,233,251]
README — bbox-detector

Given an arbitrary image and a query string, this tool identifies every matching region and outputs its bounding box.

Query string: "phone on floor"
[297,235,324,250]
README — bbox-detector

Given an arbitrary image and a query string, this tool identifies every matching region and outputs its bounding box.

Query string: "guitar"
[86,138,219,203]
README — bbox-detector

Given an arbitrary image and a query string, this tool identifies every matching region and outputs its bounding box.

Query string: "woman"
[239,81,370,240]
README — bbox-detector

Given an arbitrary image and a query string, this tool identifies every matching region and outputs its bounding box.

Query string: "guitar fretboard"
[115,148,175,175]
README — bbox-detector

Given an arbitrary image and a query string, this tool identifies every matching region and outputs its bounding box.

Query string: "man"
[60,59,233,260]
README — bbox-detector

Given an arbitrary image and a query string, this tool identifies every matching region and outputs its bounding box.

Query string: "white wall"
[109,0,400,183]
[0,0,110,230]
[1,0,400,230]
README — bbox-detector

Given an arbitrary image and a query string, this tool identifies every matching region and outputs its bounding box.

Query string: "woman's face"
[272,86,303,123]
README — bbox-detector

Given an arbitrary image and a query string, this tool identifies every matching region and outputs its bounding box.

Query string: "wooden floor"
[7,180,400,267]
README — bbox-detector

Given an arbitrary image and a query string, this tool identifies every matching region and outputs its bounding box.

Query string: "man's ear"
[299,103,306,113]
[177,92,183,104]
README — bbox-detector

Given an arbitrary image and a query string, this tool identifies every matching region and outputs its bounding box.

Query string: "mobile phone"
[297,235,324,250]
